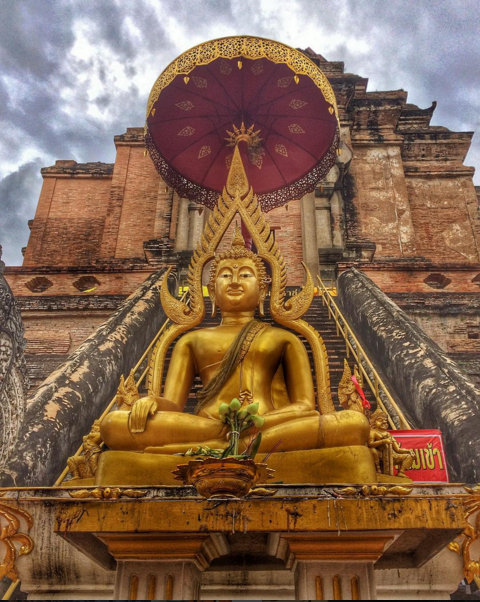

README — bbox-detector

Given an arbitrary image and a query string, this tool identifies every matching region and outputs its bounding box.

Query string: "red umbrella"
[145,36,339,211]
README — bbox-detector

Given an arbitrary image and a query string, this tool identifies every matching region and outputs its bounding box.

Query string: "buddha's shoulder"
[178,327,228,344]
[260,324,302,343]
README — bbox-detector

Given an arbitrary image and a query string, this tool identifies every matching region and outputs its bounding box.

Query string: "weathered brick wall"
[23,162,112,267]
[339,264,480,294]
[406,176,480,263]
[5,268,153,297]
[104,146,160,259]
[388,291,480,386]
[4,268,157,390]
[268,201,304,285]
[349,144,416,258]
[22,311,114,391]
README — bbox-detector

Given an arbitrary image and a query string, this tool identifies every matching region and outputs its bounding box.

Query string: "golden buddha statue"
[93,147,378,485]
[100,232,370,457]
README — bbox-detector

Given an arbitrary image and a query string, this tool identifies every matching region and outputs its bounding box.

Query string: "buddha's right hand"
[129,397,158,433]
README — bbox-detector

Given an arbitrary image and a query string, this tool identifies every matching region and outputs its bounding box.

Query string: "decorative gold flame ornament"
[449,485,480,576]
[0,502,34,581]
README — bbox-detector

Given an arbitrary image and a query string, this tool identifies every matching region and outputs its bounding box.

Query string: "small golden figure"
[338,360,366,413]
[368,410,415,477]
[67,420,103,479]
[100,234,370,456]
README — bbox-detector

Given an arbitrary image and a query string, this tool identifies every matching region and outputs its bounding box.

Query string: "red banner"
[388,429,449,482]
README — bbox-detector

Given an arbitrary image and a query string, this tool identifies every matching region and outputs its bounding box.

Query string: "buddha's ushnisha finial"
[231,224,246,249]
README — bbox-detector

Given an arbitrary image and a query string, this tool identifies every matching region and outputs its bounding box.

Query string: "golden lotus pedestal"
[172,457,275,498]
[53,483,466,600]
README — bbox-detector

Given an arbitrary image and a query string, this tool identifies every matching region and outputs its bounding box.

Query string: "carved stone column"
[315,197,333,248]
[153,184,174,239]
[300,191,320,277]
[187,203,205,250]
[174,197,190,251]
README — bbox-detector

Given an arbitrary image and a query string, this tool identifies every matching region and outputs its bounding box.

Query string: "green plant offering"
[180,398,265,460]
[218,398,264,459]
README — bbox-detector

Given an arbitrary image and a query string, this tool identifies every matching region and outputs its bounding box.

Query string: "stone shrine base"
[0,484,470,600]
[54,484,465,600]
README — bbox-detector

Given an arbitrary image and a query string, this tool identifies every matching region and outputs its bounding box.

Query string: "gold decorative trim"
[449,484,480,570]
[0,503,34,581]
[68,487,148,500]
[146,35,339,122]
[334,485,412,497]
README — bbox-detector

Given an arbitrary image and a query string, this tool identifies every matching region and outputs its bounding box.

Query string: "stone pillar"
[315,197,333,248]
[300,191,320,277]
[295,561,376,600]
[174,197,189,251]
[153,183,173,239]
[115,560,201,600]
[187,203,205,250]
[330,190,344,249]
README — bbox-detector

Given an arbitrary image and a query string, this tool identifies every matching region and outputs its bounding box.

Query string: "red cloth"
[351,375,371,409]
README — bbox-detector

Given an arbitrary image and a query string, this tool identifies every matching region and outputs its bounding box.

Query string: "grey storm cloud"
[0,0,479,266]
[0,160,43,266]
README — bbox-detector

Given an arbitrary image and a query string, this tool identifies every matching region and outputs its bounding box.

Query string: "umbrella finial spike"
[226,145,249,199]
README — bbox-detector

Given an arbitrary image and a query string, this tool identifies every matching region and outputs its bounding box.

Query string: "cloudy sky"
[1,0,479,266]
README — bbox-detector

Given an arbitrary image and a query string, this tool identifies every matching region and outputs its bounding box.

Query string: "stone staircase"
[156,291,375,414]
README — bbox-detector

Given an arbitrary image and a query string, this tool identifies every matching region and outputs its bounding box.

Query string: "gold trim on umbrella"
[145,35,339,124]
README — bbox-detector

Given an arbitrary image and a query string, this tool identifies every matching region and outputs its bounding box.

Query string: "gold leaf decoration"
[68,488,148,500]
[146,36,339,121]
[0,503,34,581]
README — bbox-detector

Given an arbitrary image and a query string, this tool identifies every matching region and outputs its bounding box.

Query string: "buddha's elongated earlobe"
[209,290,217,317]
[258,291,266,317]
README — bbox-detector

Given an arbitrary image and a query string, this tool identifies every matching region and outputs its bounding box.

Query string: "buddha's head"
[208,227,270,316]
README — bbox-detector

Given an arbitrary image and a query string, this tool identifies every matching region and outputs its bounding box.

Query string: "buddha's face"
[214,257,261,313]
